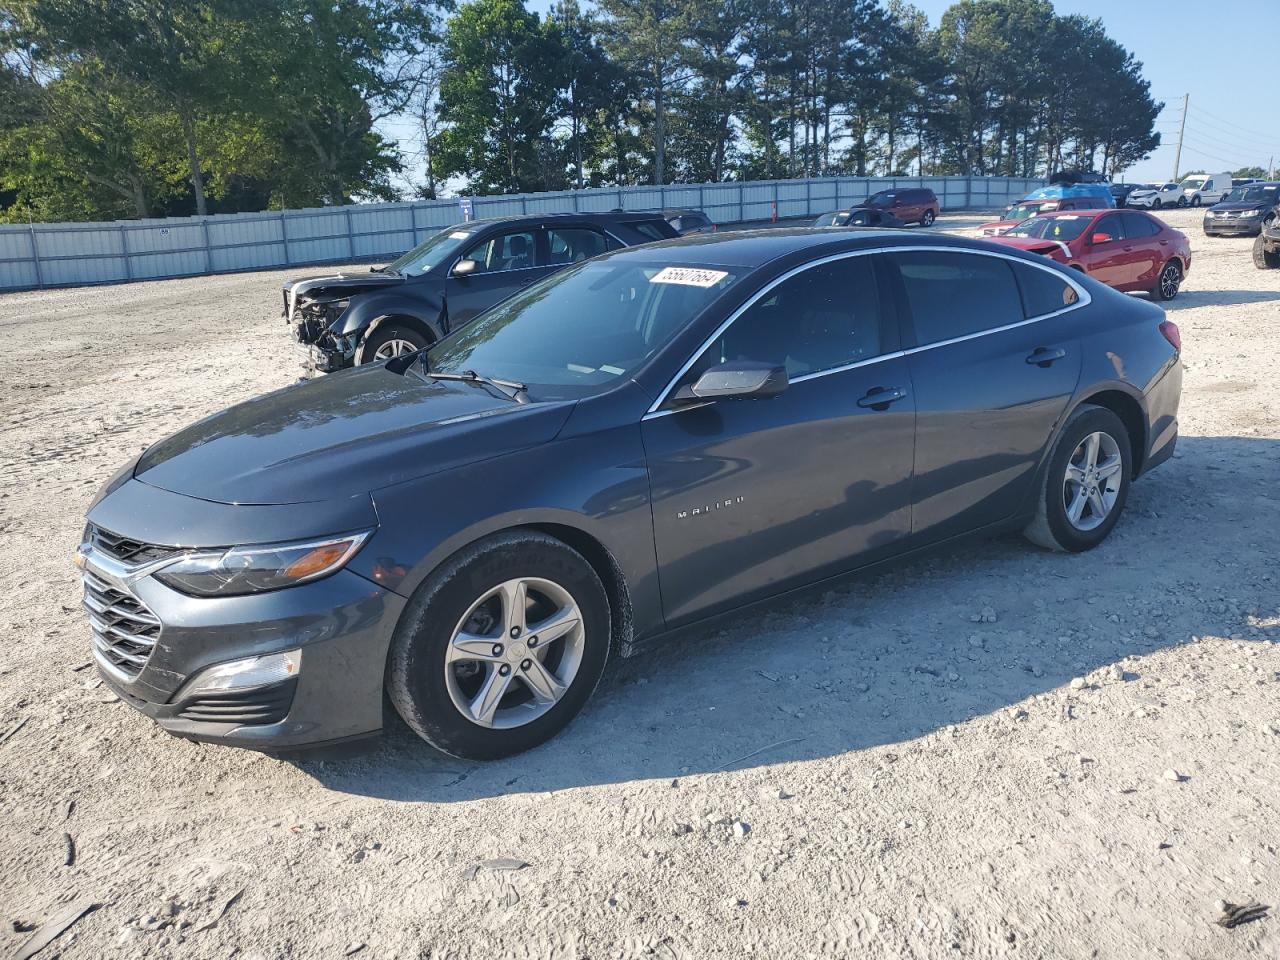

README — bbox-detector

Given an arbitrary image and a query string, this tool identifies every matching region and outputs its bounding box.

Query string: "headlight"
[155,531,371,597]
[1238,209,1262,218]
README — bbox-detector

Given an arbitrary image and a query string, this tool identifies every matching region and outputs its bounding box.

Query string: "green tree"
[434,0,562,193]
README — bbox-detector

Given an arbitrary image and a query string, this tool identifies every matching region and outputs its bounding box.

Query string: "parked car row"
[81,219,1182,759]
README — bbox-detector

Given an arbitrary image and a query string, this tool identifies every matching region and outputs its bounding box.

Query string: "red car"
[987,209,1191,301]
[977,197,1107,237]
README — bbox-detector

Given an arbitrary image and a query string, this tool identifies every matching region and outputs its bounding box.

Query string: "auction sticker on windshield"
[650,267,729,287]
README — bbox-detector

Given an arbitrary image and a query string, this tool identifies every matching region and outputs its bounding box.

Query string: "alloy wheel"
[444,577,585,729]
[1062,431,1122,532]
[372,338,420,361]
[1159,263,1180,299]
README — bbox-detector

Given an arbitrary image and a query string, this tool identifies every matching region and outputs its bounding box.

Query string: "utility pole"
[1172,93,1189,181]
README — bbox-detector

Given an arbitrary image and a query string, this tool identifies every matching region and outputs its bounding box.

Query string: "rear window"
[1011,261,1080,319]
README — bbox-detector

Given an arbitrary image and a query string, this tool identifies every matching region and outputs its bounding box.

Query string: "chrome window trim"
[643,244,1091,417]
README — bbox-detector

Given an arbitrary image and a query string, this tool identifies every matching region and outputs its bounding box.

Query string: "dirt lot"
[1,207,1278,959]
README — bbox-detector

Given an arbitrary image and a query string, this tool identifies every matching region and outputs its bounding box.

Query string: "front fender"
[334,292,443,339]
[351,420,664,642]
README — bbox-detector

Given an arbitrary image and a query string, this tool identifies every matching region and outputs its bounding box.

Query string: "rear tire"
[1023,405,1132,553]
[358,324,432,365]
[1255,236,1280,270]
[920,209,936,227]
[386,531,611,760]
[1150,259,1182,301]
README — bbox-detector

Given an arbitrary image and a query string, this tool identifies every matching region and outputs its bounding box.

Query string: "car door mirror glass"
[681,362,788,402]
[452,258,478,277]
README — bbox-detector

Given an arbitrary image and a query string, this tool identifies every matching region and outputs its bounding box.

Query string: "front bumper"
[80,538,405,752]
[1204,216,1264,236]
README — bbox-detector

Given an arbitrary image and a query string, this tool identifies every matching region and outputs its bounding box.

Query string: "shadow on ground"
[298,435,1278,801]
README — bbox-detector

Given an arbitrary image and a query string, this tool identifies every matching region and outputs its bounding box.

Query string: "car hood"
[134,364,576,505]
[988,236,1071,258]
[1208,201,1270,212]
[282,271,405,312]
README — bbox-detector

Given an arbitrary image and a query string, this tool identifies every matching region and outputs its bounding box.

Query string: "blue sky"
[383,0,1280,194]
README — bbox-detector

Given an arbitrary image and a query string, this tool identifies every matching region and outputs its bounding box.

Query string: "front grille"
[83,570,161,680]
[176,678,297,726]
[88,525,180,567]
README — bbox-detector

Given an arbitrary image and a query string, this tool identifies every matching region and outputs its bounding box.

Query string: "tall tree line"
[0,0,1162,222]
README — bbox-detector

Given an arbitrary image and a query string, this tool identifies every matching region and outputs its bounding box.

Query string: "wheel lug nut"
[492,644,504,657]
[510,626,521,639]
[498,664,511,676]
[528,636,539,647]
[521,659,532,671]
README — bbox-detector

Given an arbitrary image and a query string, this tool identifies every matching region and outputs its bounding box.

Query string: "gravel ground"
[1,208,1278,959]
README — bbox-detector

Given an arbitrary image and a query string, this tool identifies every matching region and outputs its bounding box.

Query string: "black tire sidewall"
[359,324,431,365]
[1040,407,1132,552]
[1152,260,1180,300]
[388,534,610,760]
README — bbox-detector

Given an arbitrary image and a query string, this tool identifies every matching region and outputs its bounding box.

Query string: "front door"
[1082,212,1135,287]
[642,254,915,625]
[881,249,1082,541]
[446,228,551,327]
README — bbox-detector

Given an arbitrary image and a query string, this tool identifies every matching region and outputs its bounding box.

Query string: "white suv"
[1127,183,1183,209]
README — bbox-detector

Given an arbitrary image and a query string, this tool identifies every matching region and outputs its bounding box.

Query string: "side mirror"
[675,361,788,404]
[451,258,478,277]
[1090,232,1113,245]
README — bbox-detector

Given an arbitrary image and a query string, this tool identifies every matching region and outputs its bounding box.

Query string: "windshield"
[1223,184,1278,204]
[866,190,895,206]
[1004,202,1054,221]
[426,258,741,400]
[1179,177,1206,191]
[385,225,475,276]
[1006,215,1091,242]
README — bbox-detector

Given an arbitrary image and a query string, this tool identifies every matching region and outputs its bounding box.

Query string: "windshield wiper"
[426,366,529,404]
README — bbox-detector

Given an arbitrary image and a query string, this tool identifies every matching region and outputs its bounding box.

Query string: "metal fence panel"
[0,174,1045,292]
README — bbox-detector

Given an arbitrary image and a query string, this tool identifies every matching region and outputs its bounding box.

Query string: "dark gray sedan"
[79,229,1182,760]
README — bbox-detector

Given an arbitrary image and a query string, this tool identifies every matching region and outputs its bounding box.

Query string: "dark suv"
[284,212,678,374]
[1204,181,1280,237]
[848,188,940,226]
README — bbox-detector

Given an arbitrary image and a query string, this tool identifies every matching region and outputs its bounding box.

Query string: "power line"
[1189,105,1280,146]
[1185,113,1280,153]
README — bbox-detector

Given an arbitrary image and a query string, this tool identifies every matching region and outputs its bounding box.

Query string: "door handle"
[857,386,907,410]
[1026,347,1066,367]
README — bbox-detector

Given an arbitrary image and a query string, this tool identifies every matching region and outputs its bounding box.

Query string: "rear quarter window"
[1011,261,1081,319]
[632,220,677,242]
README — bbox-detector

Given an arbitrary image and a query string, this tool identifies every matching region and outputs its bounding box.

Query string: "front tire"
[1152,199,1162,209]
[1191,194,1201,207]
[358,324,432,365]
[1256,236,1280,269]
[1023,405,1132,553]
[386,531,611,760]
[1150,259,1182,301]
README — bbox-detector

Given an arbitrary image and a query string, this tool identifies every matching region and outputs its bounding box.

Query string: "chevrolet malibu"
[79,230,1182,760]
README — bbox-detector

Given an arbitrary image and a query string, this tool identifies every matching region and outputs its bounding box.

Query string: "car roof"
[454,211,669,229]
[601,226,984,269]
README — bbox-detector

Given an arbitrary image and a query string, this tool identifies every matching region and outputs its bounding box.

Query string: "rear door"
[643,253,915,624]
[445,228,551,326]
[883,249,1083,541]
